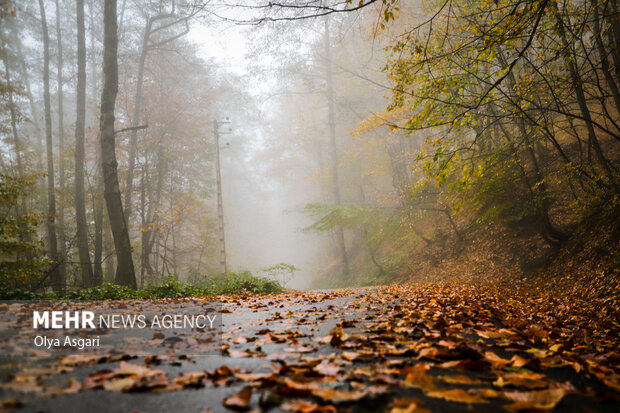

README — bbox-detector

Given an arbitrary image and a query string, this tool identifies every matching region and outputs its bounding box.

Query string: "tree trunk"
[89,0,104,285]
[551,2,617,189]
[104,213,115,280]
[123,12,190,221]
[76,0,95,287]
[11,25,45,194]
[55,0,68,286]
[606,0,620,84]
[124,18,151,221]
[141,136,165,282]
[494,50,567,244]
[93,173,104,284]
[593,1,620,116]
[38,0,62,291]
[140,160,147,288]
[324,17,349,277]
[100,0,137,288]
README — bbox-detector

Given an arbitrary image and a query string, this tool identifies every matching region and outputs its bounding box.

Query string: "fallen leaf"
[281,399,337,412]
[223,387,253,410]
[310,388,369,403]
[438,374,483,385]
[426,388,488,404]
[403,365,436,390]
[502,388,565,411]
[313,361,340,376]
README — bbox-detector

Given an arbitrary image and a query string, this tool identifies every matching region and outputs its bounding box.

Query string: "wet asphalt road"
[1,287,619,413]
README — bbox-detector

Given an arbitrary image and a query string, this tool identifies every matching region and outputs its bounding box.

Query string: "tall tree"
[55,0,67,287]
[38,0,62,290]
[100,0,136,288]
[124,9,191,222]
[76,0,95,287]
[324,17,349,277]
[1,36,26,216]
[89,0,105,284]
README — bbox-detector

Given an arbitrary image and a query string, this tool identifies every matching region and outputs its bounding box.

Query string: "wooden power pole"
[213,119,228,274]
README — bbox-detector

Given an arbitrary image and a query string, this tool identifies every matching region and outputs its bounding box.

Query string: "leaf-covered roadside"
[0,284,618,412]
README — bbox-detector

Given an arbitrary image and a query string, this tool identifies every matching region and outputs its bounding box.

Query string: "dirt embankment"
[398,207,620,319]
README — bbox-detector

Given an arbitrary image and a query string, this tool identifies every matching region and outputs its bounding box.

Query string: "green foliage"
[303,203,422,286]
[0,284,42,300]
[50,283,143,300]
[256,263,298,286]
[0,174,46,288]
[0,271,286,300]
[364,0,620,249]
[144,276,205,299]
[302,203,392,232]
[199,271,286,295]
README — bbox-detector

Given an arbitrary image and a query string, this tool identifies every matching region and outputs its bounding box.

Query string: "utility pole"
[213,119,230,274]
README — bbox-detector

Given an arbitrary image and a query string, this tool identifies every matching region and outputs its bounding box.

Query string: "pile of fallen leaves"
[393,205,620,319]
[0,285,618,412]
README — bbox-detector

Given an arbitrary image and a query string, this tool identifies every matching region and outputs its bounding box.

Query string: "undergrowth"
[0,271,285,300]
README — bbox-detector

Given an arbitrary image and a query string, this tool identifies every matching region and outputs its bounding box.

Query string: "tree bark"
[100,0,137,288]
[88,0,104,285]
[76,0,95,287]
[551,1,617,189]
[593,2,620,122]
[124,12,190,221]
[38,0,62,291]
[123,17,151,221]
[324,17,349,277]
[11,24,45,193]
[494,50,567,244]
[55,0,67,287]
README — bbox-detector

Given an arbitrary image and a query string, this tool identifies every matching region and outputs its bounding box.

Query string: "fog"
[3,0,612,292]
[181,9,391,289]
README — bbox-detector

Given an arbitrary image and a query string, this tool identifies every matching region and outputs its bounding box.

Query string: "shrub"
[0,271,285,300]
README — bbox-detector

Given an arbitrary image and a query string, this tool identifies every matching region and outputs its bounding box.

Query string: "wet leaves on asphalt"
[0,285,619,412]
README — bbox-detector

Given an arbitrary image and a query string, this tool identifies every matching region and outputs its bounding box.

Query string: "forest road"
[0,284,619,412]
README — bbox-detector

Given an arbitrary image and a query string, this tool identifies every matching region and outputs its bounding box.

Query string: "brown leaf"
[42,378,82,397]
[484,351,512,368]
[493,372,547,389]
[425,388,488,404]
[103,377,136,392]
[172,372,207,389]
[128,369,169,391]
[223,387,253,410]
[403,365,436,390]
[438,374,483,385]
[341,351,360,361]
[313,360,340,376]
[502,388,565,411]
[281,399,337,413]
[228,350,252,358]
[475,329,517,339]
[310,388,369,403]
[390,397,431,413]
[234,372,276,382]
[59,354,107,366]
